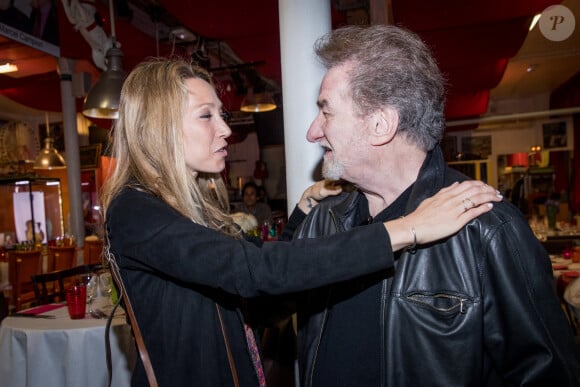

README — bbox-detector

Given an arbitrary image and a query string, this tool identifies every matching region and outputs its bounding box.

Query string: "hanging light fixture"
[34,112,66,169]
[240,88,277,113]
[82,47,126,119]
[240,69,277,113]
[0,61,18,74]
[82,0,127,119]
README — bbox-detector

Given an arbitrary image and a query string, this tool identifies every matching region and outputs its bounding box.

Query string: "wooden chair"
[8,249,43,311]
[31,264,104,305]
[84,239,104,265]
[48,246,77,271]
[30,269,62,305]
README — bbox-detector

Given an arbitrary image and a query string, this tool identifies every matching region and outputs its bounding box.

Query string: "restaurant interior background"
[0,0,579,249]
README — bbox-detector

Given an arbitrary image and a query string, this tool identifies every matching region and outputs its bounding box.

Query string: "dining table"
[0,303,136,387]
[550,254,580,281]
[550,254,580,330]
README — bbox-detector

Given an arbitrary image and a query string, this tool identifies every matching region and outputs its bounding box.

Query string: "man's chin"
[322,162,343,181]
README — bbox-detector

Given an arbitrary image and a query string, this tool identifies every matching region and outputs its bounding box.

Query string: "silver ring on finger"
[462,198,476,212]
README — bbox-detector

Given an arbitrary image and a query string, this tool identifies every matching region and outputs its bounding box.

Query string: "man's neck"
[363,184,415,217]
[359,146,426,217]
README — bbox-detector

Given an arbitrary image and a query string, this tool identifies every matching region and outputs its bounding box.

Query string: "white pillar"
[278,0,331,213]
[58,57,85,251]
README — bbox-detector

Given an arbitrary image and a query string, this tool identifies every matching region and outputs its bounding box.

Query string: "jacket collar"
[404,145,446,215]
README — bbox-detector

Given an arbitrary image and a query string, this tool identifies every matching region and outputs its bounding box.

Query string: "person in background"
[101,58,502,387]
[293,25,579,387]
[256,185,269,204]
[236,181,273,227]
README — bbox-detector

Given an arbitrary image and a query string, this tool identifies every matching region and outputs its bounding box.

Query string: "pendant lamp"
[82,46,126,119]
[239,68,277,113]
[82,0,126,119]
[240,88,277,113]
[34,113,66,169]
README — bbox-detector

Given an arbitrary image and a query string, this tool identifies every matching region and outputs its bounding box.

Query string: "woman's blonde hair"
[101,58,240,237]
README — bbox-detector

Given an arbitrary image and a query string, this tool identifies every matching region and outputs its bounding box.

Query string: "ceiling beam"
[446,106,580,127]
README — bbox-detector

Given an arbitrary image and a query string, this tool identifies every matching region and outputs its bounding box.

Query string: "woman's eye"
[200,113,212,119]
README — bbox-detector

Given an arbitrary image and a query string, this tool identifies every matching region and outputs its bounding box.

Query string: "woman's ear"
[370,106,398,146]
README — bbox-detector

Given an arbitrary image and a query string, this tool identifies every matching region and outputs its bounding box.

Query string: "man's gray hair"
[314,25,446,151]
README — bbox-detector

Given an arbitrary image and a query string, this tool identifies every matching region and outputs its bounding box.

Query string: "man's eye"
[200,113,212,119]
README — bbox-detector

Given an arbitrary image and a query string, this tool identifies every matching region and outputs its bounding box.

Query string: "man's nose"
[306,115,323,143]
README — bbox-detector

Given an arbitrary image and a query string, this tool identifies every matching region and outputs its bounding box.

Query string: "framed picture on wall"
[1,232,16,248]
[79,144,102,170]
[542,121,567,149]
[461,135,492,159]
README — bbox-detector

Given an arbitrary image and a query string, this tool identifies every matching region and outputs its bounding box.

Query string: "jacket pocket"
[406,292,471,317]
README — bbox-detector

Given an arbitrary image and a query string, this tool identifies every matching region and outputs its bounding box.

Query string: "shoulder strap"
[103,246,237,387]
[216,303,240,387]
[107,255,159,387]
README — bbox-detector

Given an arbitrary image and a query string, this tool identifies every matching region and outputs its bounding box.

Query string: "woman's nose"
[219,119,232,138]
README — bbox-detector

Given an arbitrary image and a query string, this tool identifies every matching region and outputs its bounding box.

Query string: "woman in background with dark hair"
[236,181,273,227]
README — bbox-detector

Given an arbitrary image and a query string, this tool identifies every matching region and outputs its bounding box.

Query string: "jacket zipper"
[380,277,390,386]
[308,208,341,387]
[407,293,469,313]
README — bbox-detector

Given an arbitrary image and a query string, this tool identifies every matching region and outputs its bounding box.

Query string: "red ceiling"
[0,0,561,125]
[392,0,558,120]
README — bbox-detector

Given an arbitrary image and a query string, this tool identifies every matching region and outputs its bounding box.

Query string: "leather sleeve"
[481,210,580,385]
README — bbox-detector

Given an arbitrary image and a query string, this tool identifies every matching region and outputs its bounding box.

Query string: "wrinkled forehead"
[318,64,367,117]
[321,65,352,97]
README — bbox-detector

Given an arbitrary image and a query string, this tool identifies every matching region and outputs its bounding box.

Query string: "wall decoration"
[542,121,567,149]
[0,232,16,249]
[0,121,40,163]
[461,136,492,159]
[79,144,102,170]
[0,1,60,56]
[89,125,111,155]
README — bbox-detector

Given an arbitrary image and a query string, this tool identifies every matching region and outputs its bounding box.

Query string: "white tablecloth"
[0,303,136,387]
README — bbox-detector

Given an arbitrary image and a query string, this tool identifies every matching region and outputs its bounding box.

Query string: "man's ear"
[370,106,398,146]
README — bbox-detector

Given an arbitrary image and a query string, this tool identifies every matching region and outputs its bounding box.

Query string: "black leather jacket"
[294,147,579,387]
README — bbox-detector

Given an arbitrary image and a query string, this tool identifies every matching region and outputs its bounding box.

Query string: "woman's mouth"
[216,147,228,157]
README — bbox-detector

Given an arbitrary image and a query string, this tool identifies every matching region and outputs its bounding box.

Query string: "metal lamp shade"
[240,90,277,113]
[33,137,66,169]
[82,47,127,119]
